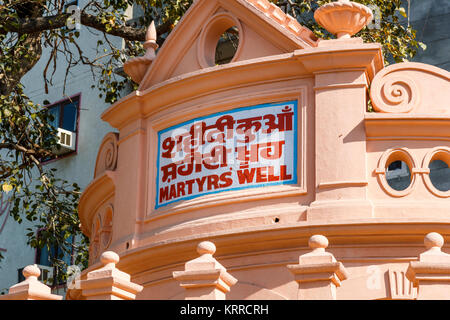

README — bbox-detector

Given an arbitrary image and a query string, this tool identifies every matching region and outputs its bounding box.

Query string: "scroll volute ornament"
[369,62,445,113]
[370,62,450,113]
[94,132,119,178]
[371,75,418,113]
[314,0,373,39]
[123,21,158,84]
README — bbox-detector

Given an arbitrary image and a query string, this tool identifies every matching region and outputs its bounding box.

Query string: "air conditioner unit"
[18,264,54,286]
[53,128,76,155]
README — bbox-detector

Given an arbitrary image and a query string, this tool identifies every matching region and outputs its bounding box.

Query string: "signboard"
[156,101,298,208]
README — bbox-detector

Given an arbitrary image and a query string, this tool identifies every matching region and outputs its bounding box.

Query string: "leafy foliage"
[272,0,425,63]
[0,0,423,286]
[0,84,86,278]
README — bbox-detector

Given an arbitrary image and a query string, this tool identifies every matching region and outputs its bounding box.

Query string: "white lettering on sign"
[155,101,298,208]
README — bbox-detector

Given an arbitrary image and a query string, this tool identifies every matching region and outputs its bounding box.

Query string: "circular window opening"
[386,160,411,191]
[429,159,450,192]
[215,26,239,65]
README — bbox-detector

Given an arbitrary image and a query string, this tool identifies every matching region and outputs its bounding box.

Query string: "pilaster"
[299,39,383,221]
[295,0,384,221]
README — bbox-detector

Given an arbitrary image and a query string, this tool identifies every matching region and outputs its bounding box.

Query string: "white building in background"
[0,0,143,294]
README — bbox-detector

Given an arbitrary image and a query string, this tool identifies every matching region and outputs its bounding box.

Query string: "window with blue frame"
[31,234,74,285]
[17,234,74,284]
[43,95,80,160]
[47,96,79,133]
[37,236,74,267]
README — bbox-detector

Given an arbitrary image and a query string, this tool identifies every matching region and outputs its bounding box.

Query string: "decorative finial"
[308,235,329,252]
[123,21,159,84]
[197,241,216,256]
[100,251,120,268]
[144,21,158,51]
[146,21,157,41]
[1,264,63,300]
[314,0,373,39]
[22,264,41,280]
[424,232,444,251]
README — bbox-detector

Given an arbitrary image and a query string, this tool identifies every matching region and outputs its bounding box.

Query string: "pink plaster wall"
[76,0,450,300]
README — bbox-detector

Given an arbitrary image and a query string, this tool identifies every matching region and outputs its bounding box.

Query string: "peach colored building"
[2,0,449,300]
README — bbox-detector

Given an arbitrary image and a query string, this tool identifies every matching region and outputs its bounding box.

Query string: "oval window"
[386,160,411,191]
[429,160,450,192]
[215,26,239,65]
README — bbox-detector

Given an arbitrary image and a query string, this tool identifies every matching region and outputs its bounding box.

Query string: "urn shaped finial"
[145,21,157,45]
[123,21,159,84]
[314,0,373,39]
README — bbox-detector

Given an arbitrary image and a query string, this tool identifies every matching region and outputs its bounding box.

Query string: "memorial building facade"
[2,0,450,300]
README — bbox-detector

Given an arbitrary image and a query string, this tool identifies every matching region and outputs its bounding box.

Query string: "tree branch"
[0,12,173,42]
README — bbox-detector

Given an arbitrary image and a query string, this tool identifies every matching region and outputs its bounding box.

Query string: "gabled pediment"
[137,0,319,91]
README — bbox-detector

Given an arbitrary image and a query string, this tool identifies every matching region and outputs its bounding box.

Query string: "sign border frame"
[155,100,298,209]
